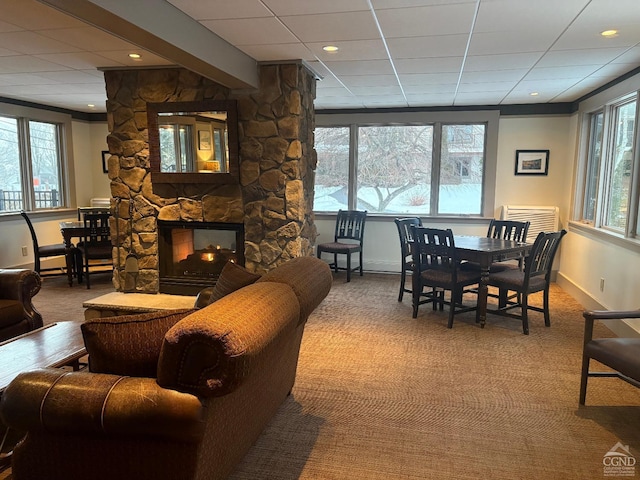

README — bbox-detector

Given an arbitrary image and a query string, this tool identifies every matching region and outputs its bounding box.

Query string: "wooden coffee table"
[0,320,86,393]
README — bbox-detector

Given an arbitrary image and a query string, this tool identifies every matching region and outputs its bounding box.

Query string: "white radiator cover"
[501,205,560,243]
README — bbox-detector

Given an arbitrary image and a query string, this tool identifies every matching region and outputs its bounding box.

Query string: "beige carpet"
[229,273,640,480]
[4,272,640,479]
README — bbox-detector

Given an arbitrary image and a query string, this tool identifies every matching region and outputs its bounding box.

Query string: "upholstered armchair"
[0,269,43,343]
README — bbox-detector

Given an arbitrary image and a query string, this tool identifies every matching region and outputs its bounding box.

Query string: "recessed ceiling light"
[322,45,339,53]
[530,92,539,96]
[601,29,618,37]
[129,53,142,59]
[87,104,95,108]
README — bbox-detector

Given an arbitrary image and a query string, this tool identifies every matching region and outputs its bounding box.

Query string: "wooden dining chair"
[20,210,76,278]
[411,226,481,328]
[76,212,113,289]
[317,210,367,282]
[394,217,422,301]
[487,230,566,334]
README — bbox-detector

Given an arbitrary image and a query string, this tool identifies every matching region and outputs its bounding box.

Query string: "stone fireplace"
[104,63,318,293]
[157,220,244,295]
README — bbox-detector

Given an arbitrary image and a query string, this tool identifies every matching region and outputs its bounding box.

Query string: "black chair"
[580,309,640,405]
[487,230,566,335]
[76,212,113,289]
[394,217,422,302]
[411,227,481,328]
[317,210,367,282]
[20,210,75,278]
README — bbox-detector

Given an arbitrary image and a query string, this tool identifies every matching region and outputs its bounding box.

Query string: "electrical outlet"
[600,278,605,292]
[21,246,28,256]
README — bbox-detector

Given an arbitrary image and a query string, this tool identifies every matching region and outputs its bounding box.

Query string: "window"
[578,93,638,236]
[313,121,487,215]
[0,114,67,213]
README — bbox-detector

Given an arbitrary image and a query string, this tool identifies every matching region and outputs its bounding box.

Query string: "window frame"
[314,110,498,217]
[576,92,639,239]
[0,102,74,214]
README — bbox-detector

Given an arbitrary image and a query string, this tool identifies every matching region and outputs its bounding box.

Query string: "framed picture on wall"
[101,150,109,173]
[198,130,211,150]
[515,150,549,175]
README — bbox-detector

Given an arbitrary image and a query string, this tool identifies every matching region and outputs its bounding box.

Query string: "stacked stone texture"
[104,64,317,292]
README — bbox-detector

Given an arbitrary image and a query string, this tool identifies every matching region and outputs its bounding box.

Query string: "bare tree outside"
[313,123,485,215]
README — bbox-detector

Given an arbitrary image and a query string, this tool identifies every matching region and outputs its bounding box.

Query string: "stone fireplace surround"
[104,63,317,294]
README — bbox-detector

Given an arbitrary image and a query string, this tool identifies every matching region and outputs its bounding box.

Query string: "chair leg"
[412,289,419,318]
[521,294,529,335]
[346,253,351,282]
[498,288,508,309]
[398,270,405,302]
[543,287,551,327]
[85,256,91,289]
[333,254,338,273]
[447,290,456,329]
[359,250,363,276]
[579,355,590,405]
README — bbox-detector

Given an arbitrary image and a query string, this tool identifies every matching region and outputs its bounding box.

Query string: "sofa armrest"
[0,269,42,330]
[0,368,204,443]
[158,282,300,398]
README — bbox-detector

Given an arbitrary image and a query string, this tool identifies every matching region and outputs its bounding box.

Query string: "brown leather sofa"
[0,269,43,343]
[0,256,332,480]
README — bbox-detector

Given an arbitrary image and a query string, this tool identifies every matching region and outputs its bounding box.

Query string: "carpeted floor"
[4,271,640,479]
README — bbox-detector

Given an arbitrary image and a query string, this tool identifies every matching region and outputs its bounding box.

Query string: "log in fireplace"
[157,220,244,295]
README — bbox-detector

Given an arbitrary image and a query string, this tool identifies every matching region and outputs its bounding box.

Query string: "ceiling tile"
[524,65,602,81]
[341,75,399,88]
[167,0,272,20]
[405,92,455,105]
[0,31,81,55]
[199,17,299,45]
[387,34,469,59]
[464,52,543,71]
[323,59,395,76]
[1,0,87,30]
[279,11,379,43]
[399,72,460,85]
[376,3,477,38]
[394,57,463,74]
[33,52,126,70]
[38,27,137,52]
[0,55,71,74]
[457,82,515,94]
[612,46,640,64]
[263,0,370,16]
[454,92,507,105]
[306,39,389,62]
[538,48,629,67]
[469,31,557,55]
[554,26,640,50]
[403,83,456,94]
[460,69,529,83]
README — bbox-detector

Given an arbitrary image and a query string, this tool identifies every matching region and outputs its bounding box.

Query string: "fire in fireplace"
[157,220,244,295]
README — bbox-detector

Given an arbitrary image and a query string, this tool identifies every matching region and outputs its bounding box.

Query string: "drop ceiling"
[0,0,639,114]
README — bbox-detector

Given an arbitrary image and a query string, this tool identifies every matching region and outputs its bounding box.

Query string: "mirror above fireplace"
[147,99,239,184]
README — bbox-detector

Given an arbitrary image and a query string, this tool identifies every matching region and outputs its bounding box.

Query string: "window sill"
[568,220,640,254]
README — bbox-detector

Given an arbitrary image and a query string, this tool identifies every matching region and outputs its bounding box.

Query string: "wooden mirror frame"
[147,99,239,184]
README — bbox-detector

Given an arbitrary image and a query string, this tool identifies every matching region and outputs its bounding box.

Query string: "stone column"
[237,62,318,274]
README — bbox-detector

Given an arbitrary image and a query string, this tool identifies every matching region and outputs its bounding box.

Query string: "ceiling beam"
[38,0,259,90]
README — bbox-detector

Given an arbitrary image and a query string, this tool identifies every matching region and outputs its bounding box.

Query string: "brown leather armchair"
[0,269,43,343]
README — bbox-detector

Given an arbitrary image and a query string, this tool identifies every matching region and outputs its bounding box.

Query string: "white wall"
[315,113,576,273]
[557,71,640,320]
[0,120,110,269]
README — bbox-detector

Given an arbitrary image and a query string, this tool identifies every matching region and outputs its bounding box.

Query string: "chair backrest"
[411,226,457,273]
[83,212,111,246]
[523,230,567,284]
[487,219,530,243]
[20,210,39,252]
[394,217,422,260]
[334,210,367,244]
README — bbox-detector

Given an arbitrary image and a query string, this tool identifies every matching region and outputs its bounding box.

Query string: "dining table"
[453,235,532,328]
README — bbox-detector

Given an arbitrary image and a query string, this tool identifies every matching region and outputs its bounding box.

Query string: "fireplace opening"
[158,220,244,295]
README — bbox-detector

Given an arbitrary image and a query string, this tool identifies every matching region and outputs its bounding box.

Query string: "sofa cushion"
[0,300,24,329]
[202,261,261,306]
[82,308,195,377]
